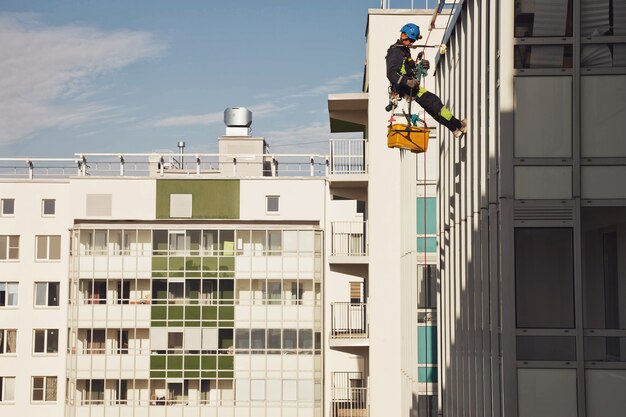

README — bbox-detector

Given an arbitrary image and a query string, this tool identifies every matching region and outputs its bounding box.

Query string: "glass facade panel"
[515,228,574,328]
[584,337,626,361]
[516,336,576,361]
[515,45,573,68]
[582,208,626,329]
[515,0,573,37]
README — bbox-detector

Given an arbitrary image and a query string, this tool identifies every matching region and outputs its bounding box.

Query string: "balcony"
[330,221,368,264]
[330,303,368,350]
[329,139,368,192]
[331,372,368,417]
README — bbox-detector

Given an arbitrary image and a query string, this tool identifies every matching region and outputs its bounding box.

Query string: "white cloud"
[288,73,363,98]
[153,101,296,127]
[0,14,165,144]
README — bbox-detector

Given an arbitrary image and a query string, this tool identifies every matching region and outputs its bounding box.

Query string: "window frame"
[0,235,19,261]
[33,329,59,355]
[0,282,18,307]
[34,282,60,308]
[266,195,280,214]
[0,376,16,403]
[0,329,17,355]
[0,199,15,217]
[31,376,57,403]
[41,199,56,217]
[35,235,61,262]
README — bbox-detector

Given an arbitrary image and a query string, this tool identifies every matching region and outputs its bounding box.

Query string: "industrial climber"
[386,23,467,138]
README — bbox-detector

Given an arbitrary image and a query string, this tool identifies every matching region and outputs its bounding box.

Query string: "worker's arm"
[386,47,407,87]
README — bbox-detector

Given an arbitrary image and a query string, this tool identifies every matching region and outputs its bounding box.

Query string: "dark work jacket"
[385,40,418,96]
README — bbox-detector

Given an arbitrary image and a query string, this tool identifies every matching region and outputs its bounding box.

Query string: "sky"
[0,0,435,157]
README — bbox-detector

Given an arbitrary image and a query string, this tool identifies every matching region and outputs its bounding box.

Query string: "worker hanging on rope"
[386,23,467,138]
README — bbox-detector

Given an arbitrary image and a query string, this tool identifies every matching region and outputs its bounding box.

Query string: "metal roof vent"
[224,107,252,136]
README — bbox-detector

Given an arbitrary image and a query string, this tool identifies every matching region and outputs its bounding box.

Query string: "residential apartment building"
[328,8,447,417]
[434,0,626,417]
[0,109,349,417]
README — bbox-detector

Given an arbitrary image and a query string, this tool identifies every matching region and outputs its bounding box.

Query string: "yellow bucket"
[387,123,430,153]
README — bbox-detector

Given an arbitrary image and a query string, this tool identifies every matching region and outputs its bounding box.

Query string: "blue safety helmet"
[400,23,422,40]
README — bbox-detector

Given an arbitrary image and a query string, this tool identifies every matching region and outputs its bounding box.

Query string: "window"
[34,282,59,307]
[42,199,55,216]
[0,377,15,402]
[418,265,436,310]
[35,235,61,261]
[33,329,58,354]
[86,330,105,354]
[418,395,438,417]
[1,199,14,216]
[0,235,19,260]
[350,282,363,304]
[0,330,17,354]
[266,195,280,213]
[0,283,18,307]
[582,207,626,329]
[515,228,574,328]
[32,376,57,402]
[168,332,183,353]
[83,379,104,405]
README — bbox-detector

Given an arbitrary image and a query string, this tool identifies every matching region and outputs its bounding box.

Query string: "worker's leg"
[414,86,463,132]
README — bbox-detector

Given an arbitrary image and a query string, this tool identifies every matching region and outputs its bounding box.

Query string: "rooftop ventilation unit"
[224,107,252,136]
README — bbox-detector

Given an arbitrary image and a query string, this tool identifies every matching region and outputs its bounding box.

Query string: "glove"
[421,59,430,69]
[406,79,419,89]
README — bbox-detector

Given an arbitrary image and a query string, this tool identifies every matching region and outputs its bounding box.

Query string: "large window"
[0,235,19,260]
[33,329,58,354]
[0,377,15,402]
[35,235,61,261]
[582,208,626,329]
[0,283,18,307]
[34,282,59,307]
[515,228,574,328]
[0,329,16,354]
[32,376,57,402]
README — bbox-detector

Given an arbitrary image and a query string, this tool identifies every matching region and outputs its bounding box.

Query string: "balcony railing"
[331,372,368,417]
[331,303,368,339]
[329,139,366,174]
[331,221,367,257]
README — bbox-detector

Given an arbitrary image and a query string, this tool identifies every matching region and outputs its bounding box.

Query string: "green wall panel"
[418,367,438,383]
[156,179,240,219]
[201,356,216,370]
[168,355,183,370]
[417,237,437,253]
[151,356,166,370]
[418,326,438,364]
[417,197,437,234]
[218,356,234,370]
[184,355,200,370]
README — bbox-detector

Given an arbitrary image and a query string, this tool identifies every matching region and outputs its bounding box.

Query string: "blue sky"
[0,0,435,156]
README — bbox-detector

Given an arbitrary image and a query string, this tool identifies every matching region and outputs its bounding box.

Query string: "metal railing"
[331,221,368,257]
[331,372,368,417]
[331,303,368,339]
[329,139,366,174]
[0,152,332,179]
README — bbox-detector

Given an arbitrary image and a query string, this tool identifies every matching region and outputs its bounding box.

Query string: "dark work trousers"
[405,86,463,132]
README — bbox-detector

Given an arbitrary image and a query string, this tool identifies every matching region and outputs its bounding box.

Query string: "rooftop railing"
[0,152,332,179]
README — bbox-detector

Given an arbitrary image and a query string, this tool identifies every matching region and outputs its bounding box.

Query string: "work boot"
[453,119,467,138]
